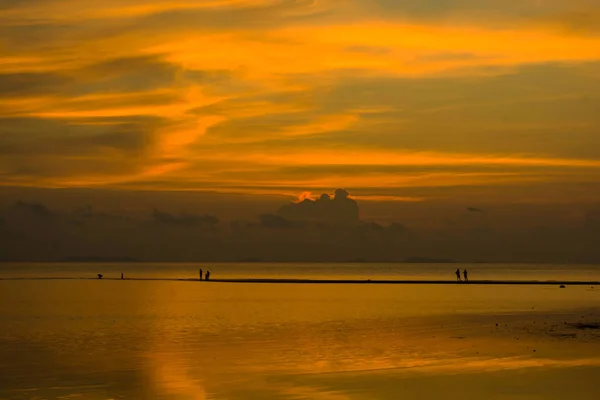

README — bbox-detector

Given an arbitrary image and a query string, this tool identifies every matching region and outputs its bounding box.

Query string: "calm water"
[1,263,600,399]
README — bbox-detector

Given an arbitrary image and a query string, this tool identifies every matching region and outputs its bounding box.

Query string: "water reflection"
[1,279,599,399]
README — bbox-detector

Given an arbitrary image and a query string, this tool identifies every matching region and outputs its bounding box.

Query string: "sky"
[1,1,600,262]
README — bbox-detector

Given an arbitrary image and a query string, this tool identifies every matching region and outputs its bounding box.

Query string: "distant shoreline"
[2,260,600,265]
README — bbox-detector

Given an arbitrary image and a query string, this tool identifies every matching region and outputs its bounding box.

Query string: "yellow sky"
[1,0,600,203]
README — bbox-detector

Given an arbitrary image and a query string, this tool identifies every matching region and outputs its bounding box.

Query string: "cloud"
[584,210,600,231]
[10,200,52,218]
[0,115,166,187]
[1,192,600,262]
[387,222,409,235]
[259,213,294,228]
[152,209,219,227]
[0,116,159,155]
[0,72,73,97]
[0,55,189,102]
[467,207,484,212]
[362,0,600,32]
[296,191,313,202]
[0,0,599,209]
[279,188,359,224]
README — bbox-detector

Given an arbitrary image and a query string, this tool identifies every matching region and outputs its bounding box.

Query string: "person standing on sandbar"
[463,269,468,282]
[205,270,211,281]
[455,268,461,282]
[199,269,203,281]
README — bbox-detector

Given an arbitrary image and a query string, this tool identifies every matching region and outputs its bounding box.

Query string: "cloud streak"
[0,0,599,205]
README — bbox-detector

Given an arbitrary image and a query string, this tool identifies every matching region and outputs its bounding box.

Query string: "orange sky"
[1,0,600,204]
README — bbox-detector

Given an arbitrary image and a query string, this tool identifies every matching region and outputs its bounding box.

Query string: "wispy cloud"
[1,0,599,203]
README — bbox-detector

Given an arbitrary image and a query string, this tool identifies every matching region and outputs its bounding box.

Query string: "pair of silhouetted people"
[199,269,211,281]
[455,269,468,282]
[98,273,124,279]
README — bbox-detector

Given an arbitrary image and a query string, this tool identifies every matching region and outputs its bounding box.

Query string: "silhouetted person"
[121,273,124,280]
[205,270,210,281]
[98,274,103,279]
[455,269,461,282]
[199,269,203,281]
[463,269,468,282]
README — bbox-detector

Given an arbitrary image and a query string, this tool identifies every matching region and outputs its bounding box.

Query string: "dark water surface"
[1,263,600,399]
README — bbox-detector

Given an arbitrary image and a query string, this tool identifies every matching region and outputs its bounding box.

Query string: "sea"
[1,263,600,399]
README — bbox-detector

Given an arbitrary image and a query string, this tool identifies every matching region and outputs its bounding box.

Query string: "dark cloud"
[388,222,409,235]
[545,10,600,35]
[0,1,332,63]
[0,199,226,261]
[76,55,181,94]
[279,189,359,224]
[182,68,236,84]
[152,209,219,227]
[1,194,600,262]
[1,155,141,182]
[0,115,160,179]
[584,210,600,231]
[259,213,294,228]
[0,0,58,11]
[365,0,600,33]
[0,55,189,101]
[67,92,181,112]
[360,221,385,232]
[0,22,82,52]
[11,200,52,218]
[0,118,158,184]
[369,0,524,18]
[0,72,73,97]
[131,0,329,33]
[230,219,255,229]
[467,207,484,212]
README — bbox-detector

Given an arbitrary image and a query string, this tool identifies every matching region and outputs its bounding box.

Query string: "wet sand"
[211,278,599,285]
[1,276,599,285]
